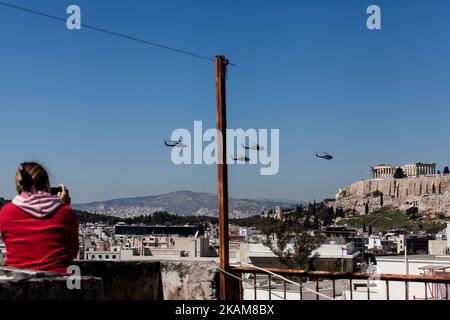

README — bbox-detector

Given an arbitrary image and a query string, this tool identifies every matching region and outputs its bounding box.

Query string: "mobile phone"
[50,186,62,196]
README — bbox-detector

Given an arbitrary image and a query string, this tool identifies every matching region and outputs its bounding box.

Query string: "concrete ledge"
[160,260,219,300]
[75,261,163,300]
[0,260,225,300]
[76,260,222,300]
[0,266,58,279]
[0,267,103,300]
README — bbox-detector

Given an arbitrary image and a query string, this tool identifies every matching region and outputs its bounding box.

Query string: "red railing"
[226,265,450,300]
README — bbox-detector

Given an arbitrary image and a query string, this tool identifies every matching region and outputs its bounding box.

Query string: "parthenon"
[372,162,436,179]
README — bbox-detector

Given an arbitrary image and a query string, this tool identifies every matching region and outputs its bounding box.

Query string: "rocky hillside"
[73,191,302,219]
[333,175,450,216]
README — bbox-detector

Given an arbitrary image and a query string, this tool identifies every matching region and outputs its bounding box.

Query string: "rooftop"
[377,254,450,262]
[246,243,358,259]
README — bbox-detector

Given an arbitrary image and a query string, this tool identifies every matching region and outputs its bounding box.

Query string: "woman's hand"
[57,184,71,206]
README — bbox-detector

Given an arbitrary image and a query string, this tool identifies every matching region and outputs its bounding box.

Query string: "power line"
[0,0,217,63]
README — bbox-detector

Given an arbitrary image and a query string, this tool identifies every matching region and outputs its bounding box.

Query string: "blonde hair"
[15,162,50,194]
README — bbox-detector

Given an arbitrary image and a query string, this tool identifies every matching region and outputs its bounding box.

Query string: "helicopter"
[241,143,265,151]
[164,138,187,148]
[315,152,334,160]
[231,155,251,162]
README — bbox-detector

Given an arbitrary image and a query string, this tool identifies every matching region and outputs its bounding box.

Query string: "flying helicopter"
[231,155,251,162]
[241,143,265,151]
[315,152,334,160]
[164,138,187,148]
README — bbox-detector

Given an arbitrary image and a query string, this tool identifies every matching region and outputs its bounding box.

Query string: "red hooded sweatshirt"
[0,192,79,274]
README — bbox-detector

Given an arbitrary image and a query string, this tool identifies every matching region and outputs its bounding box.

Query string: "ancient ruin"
[335,163,450,215]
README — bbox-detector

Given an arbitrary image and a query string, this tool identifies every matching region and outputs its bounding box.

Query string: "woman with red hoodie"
[0,162,79,274]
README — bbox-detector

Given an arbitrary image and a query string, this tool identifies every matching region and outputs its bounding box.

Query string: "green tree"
[406,207,419,220]
[380,192,384,207]
[365,201,370,215]
[295,205,304,219]
[313,215,320,229]
[303,214,311,229]
[262,219,324,270]
[335,206,345,218]
[444,166,450,175]
[318,206,335,227]
[309,201,319,229]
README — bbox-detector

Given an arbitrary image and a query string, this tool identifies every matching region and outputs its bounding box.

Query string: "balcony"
[228,266,450,300]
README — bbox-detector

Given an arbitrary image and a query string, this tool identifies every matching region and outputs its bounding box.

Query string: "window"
[105,255,109,259]
[99,255,102,259]
[91,255,95,259]
[112,255,116,259]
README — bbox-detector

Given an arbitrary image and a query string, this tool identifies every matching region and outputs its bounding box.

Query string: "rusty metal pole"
[216,55,230,300]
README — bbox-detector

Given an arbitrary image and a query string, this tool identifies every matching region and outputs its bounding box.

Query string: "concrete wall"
[429,240,448,255]
[247,256,356,272]
[76,260,224,300]
[75,261,163,300]
[0,260,230,300]
[0,266,103,300]
[160,260,220,300]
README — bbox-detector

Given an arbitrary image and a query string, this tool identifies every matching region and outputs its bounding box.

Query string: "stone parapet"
[0,266,103,300]
[0,260,225,300]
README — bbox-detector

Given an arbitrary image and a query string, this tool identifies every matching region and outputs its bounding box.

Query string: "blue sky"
[0,0,449,203]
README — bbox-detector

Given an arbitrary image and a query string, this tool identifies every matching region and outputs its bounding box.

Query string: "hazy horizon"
[69,190,308,206]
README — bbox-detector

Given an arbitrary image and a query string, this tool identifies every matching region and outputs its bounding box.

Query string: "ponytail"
[15,162,50,194]
[18,165,32,192]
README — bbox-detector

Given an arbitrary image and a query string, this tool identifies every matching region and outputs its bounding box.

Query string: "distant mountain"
[252,197,307,206]
[73,191,301,219]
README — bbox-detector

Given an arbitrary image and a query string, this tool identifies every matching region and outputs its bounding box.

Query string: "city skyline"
[1,0,449,203]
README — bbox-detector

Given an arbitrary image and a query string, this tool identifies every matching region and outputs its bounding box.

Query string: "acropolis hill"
[333,162,450,216]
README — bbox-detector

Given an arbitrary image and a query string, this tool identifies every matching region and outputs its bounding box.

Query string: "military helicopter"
[241,143,265,151]
[164,138,187,148]
[315,152,334,160]
[231,155,251,162]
